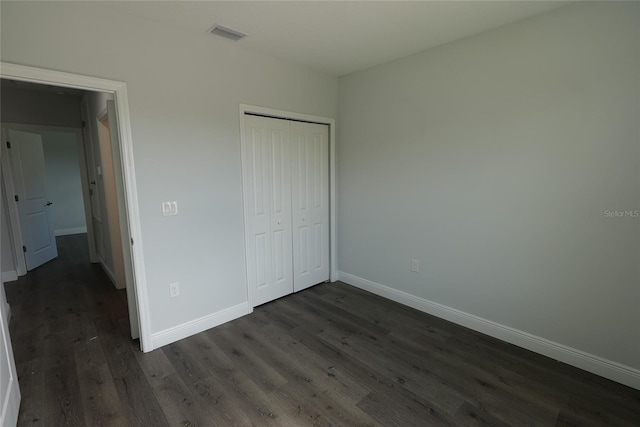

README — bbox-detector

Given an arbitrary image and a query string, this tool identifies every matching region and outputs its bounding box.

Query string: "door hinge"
[6,141,11,149]
[130,238,134,245]
[82,120,86,128]
[22,246,26,253]
[89,189,93,196]
[14,195,19,202]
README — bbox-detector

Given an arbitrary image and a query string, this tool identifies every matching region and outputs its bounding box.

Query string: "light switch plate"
[169,282,180,298]
[162,201,178,216]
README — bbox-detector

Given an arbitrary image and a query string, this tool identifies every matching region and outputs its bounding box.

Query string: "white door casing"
[0,62,153,352]
[7,129,58,270]
[243,115,294,306]
[291,121,330,292]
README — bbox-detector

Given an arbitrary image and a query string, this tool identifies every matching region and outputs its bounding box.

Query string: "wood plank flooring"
[5,234,640,426]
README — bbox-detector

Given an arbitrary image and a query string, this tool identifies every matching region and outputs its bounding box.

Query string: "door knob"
[45,201,53,206]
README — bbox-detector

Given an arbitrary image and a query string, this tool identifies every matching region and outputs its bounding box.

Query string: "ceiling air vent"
[207,24,247,41]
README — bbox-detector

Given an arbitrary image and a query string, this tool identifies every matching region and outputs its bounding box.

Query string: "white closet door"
[243,115,294,306]
[291,121,330,291]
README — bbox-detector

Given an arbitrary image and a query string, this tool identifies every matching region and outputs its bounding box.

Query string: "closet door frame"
[239,104,337,309]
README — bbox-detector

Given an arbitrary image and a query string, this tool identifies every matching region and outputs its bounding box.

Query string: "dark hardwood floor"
[5,234,640,426]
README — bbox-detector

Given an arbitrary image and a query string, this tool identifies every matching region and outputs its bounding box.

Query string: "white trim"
[112,80,151,350]
[0,63,126,93]
[1,272,18,283]
[0,62,153,352]
[0,288,19,427]
[239,104,337,310]
[338,271,640,391]
[238,110,254,309]
[0,337,20,427]
[151,302,250,349]
[55,226,88,236]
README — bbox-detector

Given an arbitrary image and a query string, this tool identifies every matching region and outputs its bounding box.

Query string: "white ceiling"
[101,1,573,76]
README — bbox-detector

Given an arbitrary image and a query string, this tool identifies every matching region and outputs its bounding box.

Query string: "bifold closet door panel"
[243,115,294,306]
[290,121,330,292]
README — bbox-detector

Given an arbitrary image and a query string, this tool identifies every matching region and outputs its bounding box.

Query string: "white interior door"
[82,101,107,266]
[7,129,58,270]
[107,100,140,340]
[98,105,126,290]
[291,121,330,291]
[243,115,294,306]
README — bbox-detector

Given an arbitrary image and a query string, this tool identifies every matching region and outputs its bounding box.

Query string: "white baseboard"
[151,302,251,350]
[1,271,18,283]
[338,271,640,391]
[55,226,87,236]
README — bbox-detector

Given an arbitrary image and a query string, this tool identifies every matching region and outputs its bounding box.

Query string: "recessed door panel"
[255,233,267,288]
[273,229,285,283]
[298,225,309,275]
[252,132,266,217]
[314,223,323,268]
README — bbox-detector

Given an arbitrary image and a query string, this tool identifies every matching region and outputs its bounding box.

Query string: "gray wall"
[41,130,86,235]
[338,0,639,373]
[0,1,338,336]
[0,83,82,128]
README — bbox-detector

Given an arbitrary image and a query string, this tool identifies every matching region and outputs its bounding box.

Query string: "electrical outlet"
[162,201,178,216]
[169,282,180,298]
[411,259,420,273]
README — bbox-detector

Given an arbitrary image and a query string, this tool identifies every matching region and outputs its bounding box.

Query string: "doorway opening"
[0,79,138,337]
[0,63,150,352]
